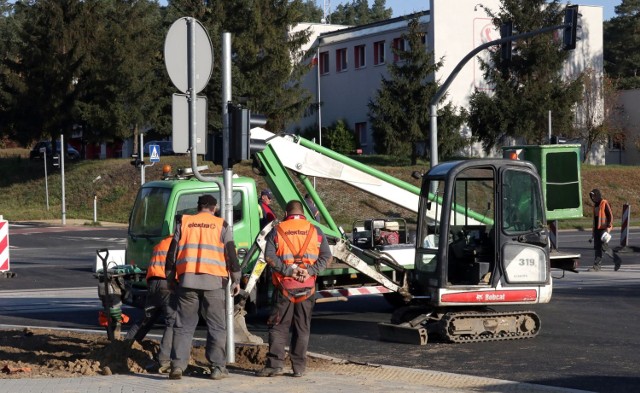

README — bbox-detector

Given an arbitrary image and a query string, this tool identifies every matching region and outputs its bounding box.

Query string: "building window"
[335,48,347,72]
[392,37,406,62]
[355,122,367,146]
[610,132,625,150]
[373,41,385,65]
[319,51,329,75]
[354,45,366,69]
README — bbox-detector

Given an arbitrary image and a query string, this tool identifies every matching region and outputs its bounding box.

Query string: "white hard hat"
[601,232,611,244]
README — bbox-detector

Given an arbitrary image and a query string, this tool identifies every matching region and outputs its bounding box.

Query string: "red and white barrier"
[620,204,631,248]
[0,216,9,272]
[548,220,558,250]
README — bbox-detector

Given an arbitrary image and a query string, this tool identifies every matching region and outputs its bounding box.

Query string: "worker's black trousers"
[266,289,315,373]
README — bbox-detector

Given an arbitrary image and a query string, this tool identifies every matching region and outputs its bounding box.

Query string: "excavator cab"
[381,160,552,344]
[414,159,551,305]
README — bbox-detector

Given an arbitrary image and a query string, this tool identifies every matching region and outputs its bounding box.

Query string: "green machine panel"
[503,144,583,220]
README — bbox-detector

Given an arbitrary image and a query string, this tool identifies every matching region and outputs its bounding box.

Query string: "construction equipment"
[96,128,580,346]
[95,129,424,342]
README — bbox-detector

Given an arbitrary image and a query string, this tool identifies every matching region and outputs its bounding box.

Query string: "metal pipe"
[221,31,235,364]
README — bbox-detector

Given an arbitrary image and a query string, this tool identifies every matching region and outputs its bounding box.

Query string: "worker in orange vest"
[256,200,332,378]
[125,231,178,374]
[588,189,621,271]
[169,195,241,381]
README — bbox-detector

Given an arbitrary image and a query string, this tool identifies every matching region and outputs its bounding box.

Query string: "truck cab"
[124,176,261,305]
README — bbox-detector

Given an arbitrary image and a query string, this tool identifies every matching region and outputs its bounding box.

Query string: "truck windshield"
[502,170,544,235]
[129,187,171,237]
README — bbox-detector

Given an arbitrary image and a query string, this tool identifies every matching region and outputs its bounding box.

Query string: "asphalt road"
[1,223,639,393]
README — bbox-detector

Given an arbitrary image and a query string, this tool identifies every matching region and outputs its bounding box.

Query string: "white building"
[292,0,604,160]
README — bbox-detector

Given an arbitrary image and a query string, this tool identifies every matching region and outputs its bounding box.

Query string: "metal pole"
[316,45,322,147]
[548,110,552,143]
[43,150,49,211]
[93,195,97,223]
[60,135,66,226]
[221,31,235,363]
[429,23,567,166]
[139,132,145,185]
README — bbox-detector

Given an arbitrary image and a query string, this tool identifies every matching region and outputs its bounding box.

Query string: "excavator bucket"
[233,307,263,344]
[378,322,428,345]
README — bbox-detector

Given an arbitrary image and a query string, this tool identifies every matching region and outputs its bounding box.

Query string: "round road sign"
[164,17,213,94]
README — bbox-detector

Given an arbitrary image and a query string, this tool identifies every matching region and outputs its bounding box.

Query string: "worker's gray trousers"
[266,290,315,373]
[171,287,226,370]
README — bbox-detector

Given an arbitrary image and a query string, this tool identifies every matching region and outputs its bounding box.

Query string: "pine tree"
[330,0,391,26]
[467,0,583,152]
[604,0,640,88]
[78,0,165,145]
[368,18,467,165]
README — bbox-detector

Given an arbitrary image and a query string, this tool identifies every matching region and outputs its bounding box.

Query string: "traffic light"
[500,21,513,64]
[228,103,268,165]
[130,153,142,168]
[229,103,251,162]
[52,154,60,168]
[563,5,579,51]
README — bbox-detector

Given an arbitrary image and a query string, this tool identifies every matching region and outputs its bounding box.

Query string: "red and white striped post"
[548,220,558,251]
[0,215,10,273]
[620,203,631,250]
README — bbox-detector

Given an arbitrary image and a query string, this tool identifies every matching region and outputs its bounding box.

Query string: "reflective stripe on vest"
[595,199,613,230]
[146,236,173,280]
[176,212,227,278]
[272,217,321,290]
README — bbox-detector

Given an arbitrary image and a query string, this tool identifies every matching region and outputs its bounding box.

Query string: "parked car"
[29,141,81,161]
[143,140,174,157]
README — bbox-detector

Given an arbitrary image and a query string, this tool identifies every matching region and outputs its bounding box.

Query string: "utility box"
[502,144,582,220]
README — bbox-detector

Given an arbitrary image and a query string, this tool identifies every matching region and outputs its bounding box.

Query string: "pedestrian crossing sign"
[149,144,160,162]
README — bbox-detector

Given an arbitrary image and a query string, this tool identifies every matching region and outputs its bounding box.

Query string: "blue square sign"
[149,144,161,162]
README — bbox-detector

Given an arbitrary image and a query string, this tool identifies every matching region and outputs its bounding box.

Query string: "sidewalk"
[0,355,591,393]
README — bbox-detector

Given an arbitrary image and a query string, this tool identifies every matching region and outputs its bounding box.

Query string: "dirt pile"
[0,328,332,379]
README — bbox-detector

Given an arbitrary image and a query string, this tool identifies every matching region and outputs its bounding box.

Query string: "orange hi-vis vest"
[176,212,227,278]
[272,216,321,302]
[595,199,613,230]
[146,236,173,280]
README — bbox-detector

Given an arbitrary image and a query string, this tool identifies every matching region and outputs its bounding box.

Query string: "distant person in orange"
[588,189,621,271]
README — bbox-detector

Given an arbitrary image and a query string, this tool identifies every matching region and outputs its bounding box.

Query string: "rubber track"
[440,310,541,343]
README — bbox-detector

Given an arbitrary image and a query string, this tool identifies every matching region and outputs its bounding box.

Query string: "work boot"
[169,367,182,380]
[158,362,171,374]
[614,253,622,271]
[210,366,229,380]
[256,366,283,377]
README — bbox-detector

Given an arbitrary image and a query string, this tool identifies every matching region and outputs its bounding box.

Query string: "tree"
[79,0,166,146]
[5,0,97,146]
[166,0,314,133]
[467,0,583,153]
[323,119,357,154]
[368,18,467,165]
[299,0,323,23]
[604,0,640,88]
[329,0,392,26]
[575,69,626,162]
